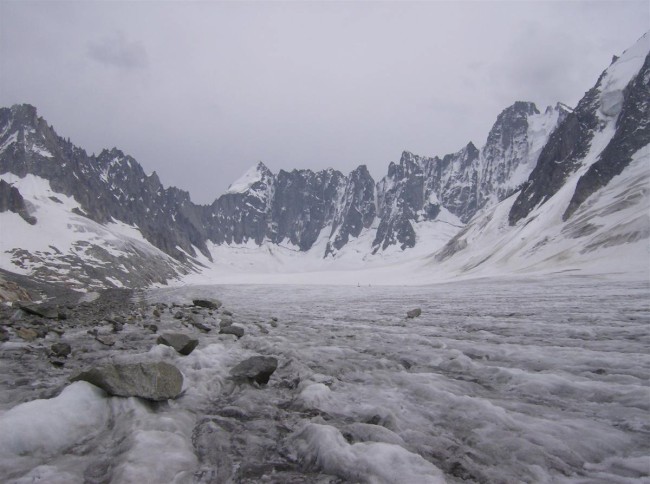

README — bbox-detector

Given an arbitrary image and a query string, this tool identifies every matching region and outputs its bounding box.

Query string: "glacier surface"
[0,275,648,483]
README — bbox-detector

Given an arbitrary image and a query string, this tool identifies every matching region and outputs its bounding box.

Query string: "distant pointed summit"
[226,161,273,194]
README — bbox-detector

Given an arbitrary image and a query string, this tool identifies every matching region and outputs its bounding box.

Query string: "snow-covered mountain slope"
[510,32,650,225]
[0,173,192,289]
[184,33,649,284]
[0,33,648,287]
[434,33,650,282]
[0,105,209,262]
[432,147,649,280]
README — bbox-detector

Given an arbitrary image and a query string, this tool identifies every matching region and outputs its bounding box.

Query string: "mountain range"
[0,33,648,289]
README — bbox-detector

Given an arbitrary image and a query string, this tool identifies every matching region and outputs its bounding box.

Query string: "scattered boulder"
[173,311,184,320]
[230,356,278,385]
[144,324,158,333]
[51,342,72,357]
[152,309,161,318]
[406,308,422,319]
[72,362,183,401]
[221,309,233,317]
[113,315,126,325]
[219,317,233,328]
[17,327,39,341]
[193,299,222,310]
[0,327,8,342]
[95,334,116,346]
[157,332,199,355]
[189,316,212,332]
[220,325,245,339]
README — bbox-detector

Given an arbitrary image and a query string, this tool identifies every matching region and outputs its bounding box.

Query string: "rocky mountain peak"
[6,104,39,128]
[226,161,274,195]
[325,164,376,257]
[483,102,538,155]
[98,147,127,160]
[465,141,479,156]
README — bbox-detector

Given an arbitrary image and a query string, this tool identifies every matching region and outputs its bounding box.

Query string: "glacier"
[0,276,648,482]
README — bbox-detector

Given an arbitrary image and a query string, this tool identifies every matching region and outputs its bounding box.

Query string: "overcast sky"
[1,1,647,203]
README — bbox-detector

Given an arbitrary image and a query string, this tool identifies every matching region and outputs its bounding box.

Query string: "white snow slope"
[0,173,188,290]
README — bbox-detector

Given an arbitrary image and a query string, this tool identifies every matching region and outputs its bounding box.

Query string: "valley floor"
[0,274,649,483]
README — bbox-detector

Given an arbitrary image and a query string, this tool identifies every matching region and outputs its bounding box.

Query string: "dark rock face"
[71,362,184,401]
[427,142,481,223]
[373,151,428,252]
[325,165,376,256]
[0,180,36,224]
[204,165,351,252]
[564,53,650,220]
[478,102,567,208]
[268,169,345,250]
[230,356,278,385]
[204,162,274,246]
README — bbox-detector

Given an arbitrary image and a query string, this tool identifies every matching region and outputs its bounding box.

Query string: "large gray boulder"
[230,356,278,385]
[157,332,199,355]
[71,362,183,401]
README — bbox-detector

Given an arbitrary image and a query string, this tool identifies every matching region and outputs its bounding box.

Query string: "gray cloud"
[87,32,148,70]
[0,1,647,204]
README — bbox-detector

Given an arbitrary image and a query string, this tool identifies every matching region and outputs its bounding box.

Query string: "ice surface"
[0,276,648,482]
[288,423,445,483]
[2,276,643,482]
[0,381,109,457]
